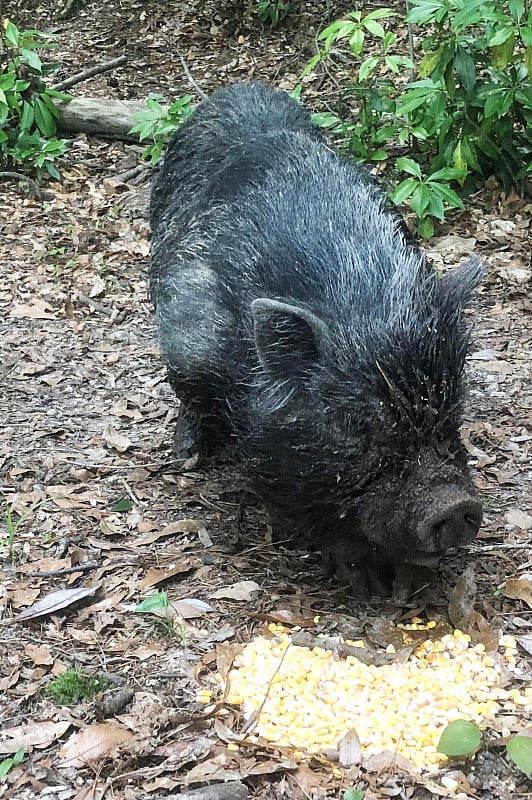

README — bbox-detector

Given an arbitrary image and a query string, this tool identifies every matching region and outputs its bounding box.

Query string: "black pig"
[149,82,484,595]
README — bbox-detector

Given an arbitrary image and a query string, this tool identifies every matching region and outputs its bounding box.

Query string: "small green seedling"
[44,669,112,706]
[256,0,288,28]
[129,94,194,164]
[0,748,24,780]
[134,592,186,642]
[2,499,48,561]
[343,789,365,800]
[438,719,482,757]
[507,735,532,778]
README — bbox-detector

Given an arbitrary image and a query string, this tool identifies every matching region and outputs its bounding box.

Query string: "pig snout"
[416,488,482,557]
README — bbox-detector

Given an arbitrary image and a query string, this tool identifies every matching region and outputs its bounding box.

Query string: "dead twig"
[24,556,140,578]
[176,48,208,100]
[50,55,127,92]
[291,631,391,666]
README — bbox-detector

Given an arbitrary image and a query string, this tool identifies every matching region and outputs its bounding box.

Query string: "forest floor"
[0,1,531,799]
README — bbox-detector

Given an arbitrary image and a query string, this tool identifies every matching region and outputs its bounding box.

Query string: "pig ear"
[251,298,329,378]
[438,255,486,308]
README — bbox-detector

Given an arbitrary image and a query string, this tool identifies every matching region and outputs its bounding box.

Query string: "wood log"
[55,97,148,139]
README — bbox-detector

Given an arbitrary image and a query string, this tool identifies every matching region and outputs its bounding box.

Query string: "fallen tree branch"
[0,171,44,200]
[50,55,128,91]
[55,96,147,138]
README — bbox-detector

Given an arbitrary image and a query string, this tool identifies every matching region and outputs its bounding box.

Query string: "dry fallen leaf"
[12,585,101,622]
[210,581,261,601]
[503,576,532,609]
[0,720,71,754]
[58,722,134,767]
[338,728,363,767]
[103,425,132,453]
[24,643,54,666]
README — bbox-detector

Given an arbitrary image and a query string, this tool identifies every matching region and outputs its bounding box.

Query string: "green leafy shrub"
[129,94,194,164]
[0,19,70,178]
[302,0,532,235]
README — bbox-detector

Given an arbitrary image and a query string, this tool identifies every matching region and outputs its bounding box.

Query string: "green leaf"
[0,747,24,779]
[410,183,431,218]
[418,217,434,238]
[490,33,516,69]
[45,160,61,179]
[34,97,56,137]
[428,167,466,181]
[390,177,417,205]
[454,45,476,93]
[429,182,465,208]
[343,789,365,800]
[364,8,396,21]
[359,56,380,80]
[20,101,34,132]
[418,48,442,77]
[134,592,169,614]
[363,20,385,38]
[4,21,20,47]
[20,47,43,72]
[438,720,481,757]
[406,0,448,25]
[426,191,445,221]
[349,28,365,56]
[311,112,341,127]
[110,498,133,513]
[508,0,524,21]
[506,736,532,777]
[396,156,422,179]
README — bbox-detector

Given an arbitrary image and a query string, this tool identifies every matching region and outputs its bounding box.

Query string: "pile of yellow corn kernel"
[201,624,532,770]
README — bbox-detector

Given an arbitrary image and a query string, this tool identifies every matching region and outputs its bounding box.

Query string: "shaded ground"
[1,1,531,799]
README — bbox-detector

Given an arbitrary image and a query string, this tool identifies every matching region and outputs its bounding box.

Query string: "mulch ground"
[1,1,531,799]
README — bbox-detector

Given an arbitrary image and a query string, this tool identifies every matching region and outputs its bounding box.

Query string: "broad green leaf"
[134,592,169,614]
[45,161,61,179]
[311,112,340,128]
[364,8,396,20]
[343,789,365,800]
[410,183,431,218]
[429,167,466,181]
[20,100,34,131]
[4,21,20,47]
[359,56,380,80]
[454,45,477,93]
[0,73,16,90]
[438,720,481,756]
[427,192,445,221]
[418,48,442,77]
[508,0,524,21]
[34,98,55,137]
[349,28,365,56]
[396,156,422,179]
[110,498,133,513]
[390,177,417,205]
[20,47,42,72]
[490,33,516,69]
[507,736,532,777]
[453,140,467,172]
[363,20,385,38]
[418,217,434,237]
[406,0,448,25]
[429,182,464,208]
